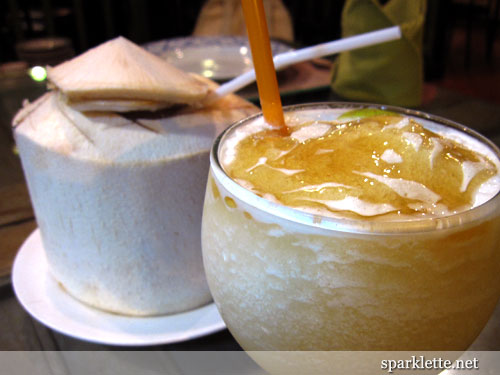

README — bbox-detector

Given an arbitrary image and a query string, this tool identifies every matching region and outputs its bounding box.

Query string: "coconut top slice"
[47,36,210,110]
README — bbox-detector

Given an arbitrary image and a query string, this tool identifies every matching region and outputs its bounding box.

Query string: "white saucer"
[144,36,292,81]
[12,229,226,346]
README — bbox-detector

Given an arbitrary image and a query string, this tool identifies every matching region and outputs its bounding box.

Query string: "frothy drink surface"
[221,109,500,220]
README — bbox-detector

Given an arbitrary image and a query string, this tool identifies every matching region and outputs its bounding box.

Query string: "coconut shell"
[13,86,258,316]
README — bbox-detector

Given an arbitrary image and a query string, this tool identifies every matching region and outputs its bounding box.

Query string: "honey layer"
[223,114,498,220]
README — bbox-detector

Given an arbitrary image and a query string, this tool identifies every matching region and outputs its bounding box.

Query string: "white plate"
[12,229,226,346]
[144,36,293,81]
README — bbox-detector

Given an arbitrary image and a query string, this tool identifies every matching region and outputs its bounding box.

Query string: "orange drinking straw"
[241,0,286,131]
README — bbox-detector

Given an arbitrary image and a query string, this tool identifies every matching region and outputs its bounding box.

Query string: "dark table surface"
[1,65,500,355]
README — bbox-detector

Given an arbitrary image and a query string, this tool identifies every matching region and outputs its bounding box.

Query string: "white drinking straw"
[212,26,402,99]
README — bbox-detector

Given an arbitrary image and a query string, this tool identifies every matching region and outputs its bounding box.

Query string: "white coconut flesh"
[13,37,258,316]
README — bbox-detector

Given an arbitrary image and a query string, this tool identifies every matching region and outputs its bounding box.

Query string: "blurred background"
[0,1,498,87]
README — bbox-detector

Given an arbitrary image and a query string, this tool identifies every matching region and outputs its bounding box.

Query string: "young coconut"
[14,37,258,316]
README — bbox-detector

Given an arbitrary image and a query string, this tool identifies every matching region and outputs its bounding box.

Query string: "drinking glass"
[202,103,500,351]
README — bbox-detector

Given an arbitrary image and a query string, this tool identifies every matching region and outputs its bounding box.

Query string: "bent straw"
[241,0,285,129]
[213,26,402,99]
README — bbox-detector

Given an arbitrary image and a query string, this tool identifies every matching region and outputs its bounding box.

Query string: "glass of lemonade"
[201,102,500,351]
